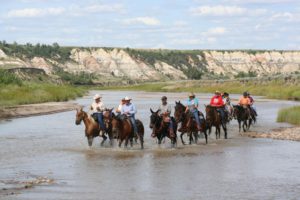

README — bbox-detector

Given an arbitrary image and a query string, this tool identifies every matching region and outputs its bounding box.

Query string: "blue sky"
[0,0,299,49]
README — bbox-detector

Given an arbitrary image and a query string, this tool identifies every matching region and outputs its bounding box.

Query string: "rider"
[185,92,202,131]
[157,96,175,137]
[247,92,258,116]
[210,91,226,123]
[115,98,126,117]
[121,96,138,138]
[222,92,233,120]
[238,92,251,108]
[90,94,107,136]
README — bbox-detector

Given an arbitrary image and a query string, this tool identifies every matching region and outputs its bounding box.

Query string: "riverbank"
[241,127,300,141]
[0,102,79,119]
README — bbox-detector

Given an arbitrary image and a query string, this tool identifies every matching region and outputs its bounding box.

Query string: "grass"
[0,83,86,107]
[99,80,300,101]
[277,106,300,125]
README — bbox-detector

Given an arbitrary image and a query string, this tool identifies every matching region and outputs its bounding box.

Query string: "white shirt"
[91,101,105,113]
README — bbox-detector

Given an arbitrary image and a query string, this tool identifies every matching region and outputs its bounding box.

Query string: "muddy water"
[0,91,300,200]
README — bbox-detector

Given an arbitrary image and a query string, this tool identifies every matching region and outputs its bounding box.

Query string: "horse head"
[205,105,215,123]
[149,108,160,129]
[174,101,185,123]
[75,107,84,125]
[111,115,121,139]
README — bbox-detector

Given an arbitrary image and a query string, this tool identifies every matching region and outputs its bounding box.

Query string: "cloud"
[207,27,226,35]
[190,5,267,17]
[123,17,160,26]
[7,7,65,18]
[84,3,124,13]
[190,5,246,16]
[224,0,299,4]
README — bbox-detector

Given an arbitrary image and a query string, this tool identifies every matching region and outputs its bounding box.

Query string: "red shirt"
[210,95,224,107]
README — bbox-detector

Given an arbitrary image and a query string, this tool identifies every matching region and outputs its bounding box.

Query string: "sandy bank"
[241,127,300,141]
[0,102,79,120]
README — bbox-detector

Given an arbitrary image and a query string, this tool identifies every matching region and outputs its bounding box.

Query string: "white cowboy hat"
[124,96,132,101]
[93,94,102,100]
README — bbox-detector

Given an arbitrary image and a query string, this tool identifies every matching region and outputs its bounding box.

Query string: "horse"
[233,105,253,132]
[75,107,113,147]
[104,112,144,149]
[174,101,208,145]
[205,105,228,139]
[149,109,177,148]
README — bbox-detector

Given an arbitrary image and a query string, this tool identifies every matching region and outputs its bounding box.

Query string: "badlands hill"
[1,42,300,83]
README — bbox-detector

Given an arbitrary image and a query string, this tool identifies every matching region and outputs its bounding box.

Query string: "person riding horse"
[247,92,258,117]
[152,96,175,137]
[115,98,126,117]
[181,92,203,131]
[210,91,227,123]
[121,96,138,138]
[222,92,233,120]
[90,94,108,136]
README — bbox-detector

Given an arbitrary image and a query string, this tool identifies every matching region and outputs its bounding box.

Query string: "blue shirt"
[186,98,199,112]
[121,103,137,116]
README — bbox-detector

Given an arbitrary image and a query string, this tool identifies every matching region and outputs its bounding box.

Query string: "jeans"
[192,110,201,127]
[94,113,106,132]
[129,115,138,134]
[217,108,226,122]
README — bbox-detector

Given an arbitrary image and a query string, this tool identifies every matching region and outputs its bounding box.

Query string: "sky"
[0,0,299,50]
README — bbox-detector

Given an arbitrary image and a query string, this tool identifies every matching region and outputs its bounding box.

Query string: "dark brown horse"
[174,101,207,145]
[149,109,177,148]
[233,105,252,132]
[104,112,144,149]
[75,107,112,147]
[205,105,227,139]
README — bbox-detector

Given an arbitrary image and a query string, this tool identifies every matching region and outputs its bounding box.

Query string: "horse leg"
[118,139,123,148]
[203,129,208,144]
[100,134,107,146]
[238,120,241,132]
[222,123,227,139]
[243,120,247,132]
[124,137,129,148]
[130,138,133,147]
[139,133,144,149]
[180,132,186,145]
[194,131,198,144]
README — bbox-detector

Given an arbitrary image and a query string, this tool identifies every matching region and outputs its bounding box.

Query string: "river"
[0,91,300,200]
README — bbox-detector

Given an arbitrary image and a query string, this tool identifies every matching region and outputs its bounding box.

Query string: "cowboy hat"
[188,92,195,97]
[215,90,221,94]
[124,96,132,101]
[93,94,102,100]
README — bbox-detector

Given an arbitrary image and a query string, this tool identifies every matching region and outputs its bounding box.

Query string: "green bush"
[277,106,300,125]
[0,69,22,85]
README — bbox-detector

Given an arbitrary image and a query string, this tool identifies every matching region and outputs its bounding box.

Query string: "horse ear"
[80,106,83,111]
[150,108,154,113]
[175,101,178,104]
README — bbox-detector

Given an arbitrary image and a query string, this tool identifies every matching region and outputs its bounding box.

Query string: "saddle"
[91,113,98,122]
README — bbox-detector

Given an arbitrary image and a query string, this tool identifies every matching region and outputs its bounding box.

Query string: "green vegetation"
[277,106,300,125]
[234,71,258,78]
[0,83,86,107]
[0,40,71,62]
[54,66,96,85]
[0,69,22,85]
[101,79,300,101]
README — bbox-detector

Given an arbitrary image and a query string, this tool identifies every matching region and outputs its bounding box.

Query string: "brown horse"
[104,112,144,149]
[174,101,207,145]
[205,105,227,139]
[149,109,177,148]
[233,105,252,132]
[75,107,112,147]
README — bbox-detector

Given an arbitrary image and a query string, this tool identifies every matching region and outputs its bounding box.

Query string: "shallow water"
[0,91,300,200]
